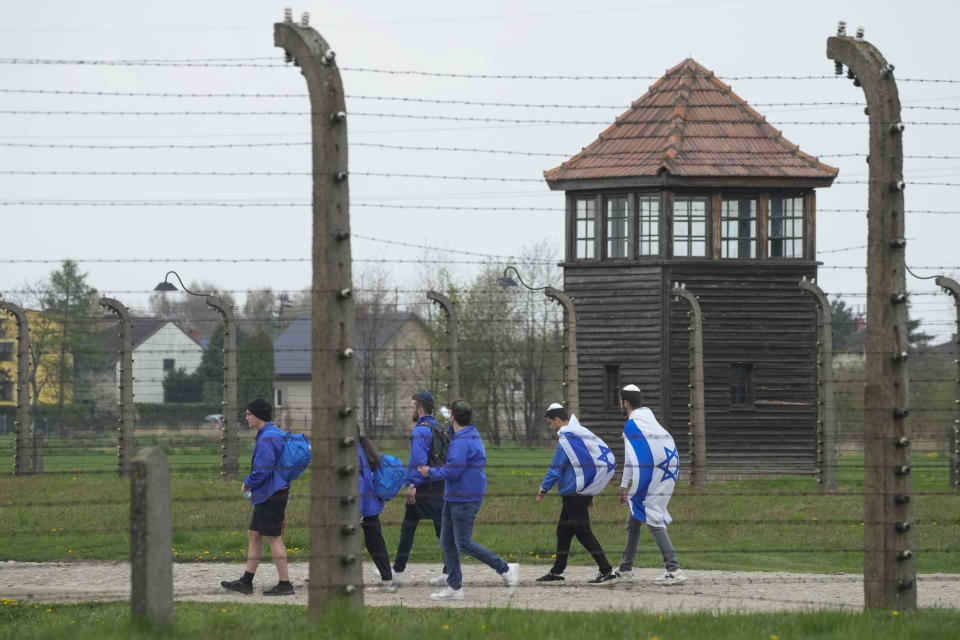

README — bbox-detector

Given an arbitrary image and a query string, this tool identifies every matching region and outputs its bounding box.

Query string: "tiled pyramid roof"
[544,58,838,188]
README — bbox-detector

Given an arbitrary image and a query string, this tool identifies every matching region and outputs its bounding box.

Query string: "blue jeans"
[440,500,508,589]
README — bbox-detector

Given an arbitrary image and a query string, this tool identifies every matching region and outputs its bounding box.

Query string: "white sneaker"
[391,570,405,585]
[653,568,687,585]
[430,586,464,600]
[616,569,634,582]
[428,572,448,586]
[502,562,519,588]
[365,580,397,593]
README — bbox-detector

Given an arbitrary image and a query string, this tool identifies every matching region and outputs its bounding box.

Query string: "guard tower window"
[673,196,708,257]
[605,195,629,259]
[603,365,621,410]
[637,194,660,256]
[769,196,805,258]
[729,362,754,408]
[574,197,597,259]
[721,197,757,258]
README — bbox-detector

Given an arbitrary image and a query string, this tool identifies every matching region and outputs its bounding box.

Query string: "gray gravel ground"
[1,561,957,613]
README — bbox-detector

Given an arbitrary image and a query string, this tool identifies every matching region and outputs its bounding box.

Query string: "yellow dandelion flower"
[443,624,451,631]
[892,610,900,616]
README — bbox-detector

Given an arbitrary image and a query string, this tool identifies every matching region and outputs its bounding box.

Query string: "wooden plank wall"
[566,261,819,476]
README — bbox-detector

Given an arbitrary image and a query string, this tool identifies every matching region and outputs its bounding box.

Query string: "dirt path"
[1,561,957,613]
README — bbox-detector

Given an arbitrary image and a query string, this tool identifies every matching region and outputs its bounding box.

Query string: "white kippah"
[622,384,641,392]
[546,402,564,411]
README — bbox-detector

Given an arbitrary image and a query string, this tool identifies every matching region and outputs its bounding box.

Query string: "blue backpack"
[266,426,312,482]
[373,453,405,501]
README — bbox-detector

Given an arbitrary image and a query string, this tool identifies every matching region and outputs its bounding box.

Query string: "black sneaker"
[263,582,295,596]
[535,572,565,582]
[587,571,618,585]
[220,579,253,594]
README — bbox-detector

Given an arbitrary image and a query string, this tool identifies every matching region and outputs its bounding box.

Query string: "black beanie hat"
[247,398,272,422]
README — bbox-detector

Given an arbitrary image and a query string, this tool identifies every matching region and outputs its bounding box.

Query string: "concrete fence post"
[829,25,916,610]
[799,277,838,492]
[671,283,706,487]
[130,446,173,629]
[99,297,136,476]
[544,287,579,418]
[0,300,32,475]
[275,12,361,617]
[427,290,461,400]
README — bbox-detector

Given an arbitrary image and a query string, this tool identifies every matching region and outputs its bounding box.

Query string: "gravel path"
[2,561,958,613]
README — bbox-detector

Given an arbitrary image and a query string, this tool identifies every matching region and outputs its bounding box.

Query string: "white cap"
[622,384,641,393]
[546,402,564,411]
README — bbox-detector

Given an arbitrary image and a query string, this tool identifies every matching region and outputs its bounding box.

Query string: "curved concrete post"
[544,287,579,418]
[276,14,361,615]
[829,28,915,610]
[671,283,706,488]
[99,297,136,476]
[205,296,238,481]
[935,276,960,492]
[798,278,838,492]
[427,290,460,400]
[0,300,32,475]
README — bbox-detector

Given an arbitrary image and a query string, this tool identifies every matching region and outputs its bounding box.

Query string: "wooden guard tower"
[544,59,838,474]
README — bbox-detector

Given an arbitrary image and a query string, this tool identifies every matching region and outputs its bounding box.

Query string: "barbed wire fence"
[0,20,959,619]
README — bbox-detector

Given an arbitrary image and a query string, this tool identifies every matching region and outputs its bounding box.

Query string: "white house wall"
[120,323,204,404]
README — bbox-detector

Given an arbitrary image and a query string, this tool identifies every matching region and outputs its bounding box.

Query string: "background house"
[544,59,838,474]
[84,318,205,406]
[0,311,71,407]
[274,310,436,435]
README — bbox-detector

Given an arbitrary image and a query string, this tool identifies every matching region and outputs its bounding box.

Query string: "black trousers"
[392,481,444,573]
[551,494,612,575]
[361,515,392,581]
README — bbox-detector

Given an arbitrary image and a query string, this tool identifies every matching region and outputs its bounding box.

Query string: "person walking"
[417,399,518,600]
[535,402,617,585]
[616,384,686,585]
[392,391,446,586]
[220,399,294,596]
[358,435,397,593]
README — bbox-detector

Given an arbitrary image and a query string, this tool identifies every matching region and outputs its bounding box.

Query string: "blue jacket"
[358,444,385,518]
[540,445,577,496]
[427,423,487,502]
[406,415,441,487]
[243,422,289,505]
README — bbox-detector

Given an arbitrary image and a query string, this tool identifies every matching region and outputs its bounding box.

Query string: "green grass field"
[0,433,957,574]
[1,600,959,640]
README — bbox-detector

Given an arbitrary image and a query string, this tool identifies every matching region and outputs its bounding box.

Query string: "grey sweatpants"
[618,515,679,572]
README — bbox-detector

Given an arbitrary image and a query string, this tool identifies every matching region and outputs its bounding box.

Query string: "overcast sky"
[2,0,959,341]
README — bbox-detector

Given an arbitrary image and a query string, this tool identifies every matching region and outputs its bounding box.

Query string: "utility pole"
[799,278,838,492]
[0,300,32,475]
[99,297,135,476]
[670,283,706,487]
[935,276,960,491]
[544,287,579,418]
[427,290,461,400]
[205,296,238,481]
[828,23,916,610]
[275,9,361,616]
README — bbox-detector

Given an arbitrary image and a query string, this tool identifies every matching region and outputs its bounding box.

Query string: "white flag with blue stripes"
[557,415,616,496]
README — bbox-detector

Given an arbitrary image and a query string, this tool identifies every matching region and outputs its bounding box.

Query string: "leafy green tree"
[24,260,100,411]
[238,327,275,408]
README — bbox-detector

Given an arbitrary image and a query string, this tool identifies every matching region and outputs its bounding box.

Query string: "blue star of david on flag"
[657,446,679,483]
[597,445,616,473]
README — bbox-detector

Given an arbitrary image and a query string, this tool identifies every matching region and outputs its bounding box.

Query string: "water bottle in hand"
[243,490,252,500]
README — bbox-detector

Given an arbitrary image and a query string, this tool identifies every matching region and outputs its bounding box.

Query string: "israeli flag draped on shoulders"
[557,414,616,496]
[622,407,679,527]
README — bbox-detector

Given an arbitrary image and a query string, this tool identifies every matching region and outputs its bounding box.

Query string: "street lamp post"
[496,266,579,417]
[154,271,239,480]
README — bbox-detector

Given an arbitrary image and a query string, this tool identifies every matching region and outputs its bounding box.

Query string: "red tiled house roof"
[544,58,838,190]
